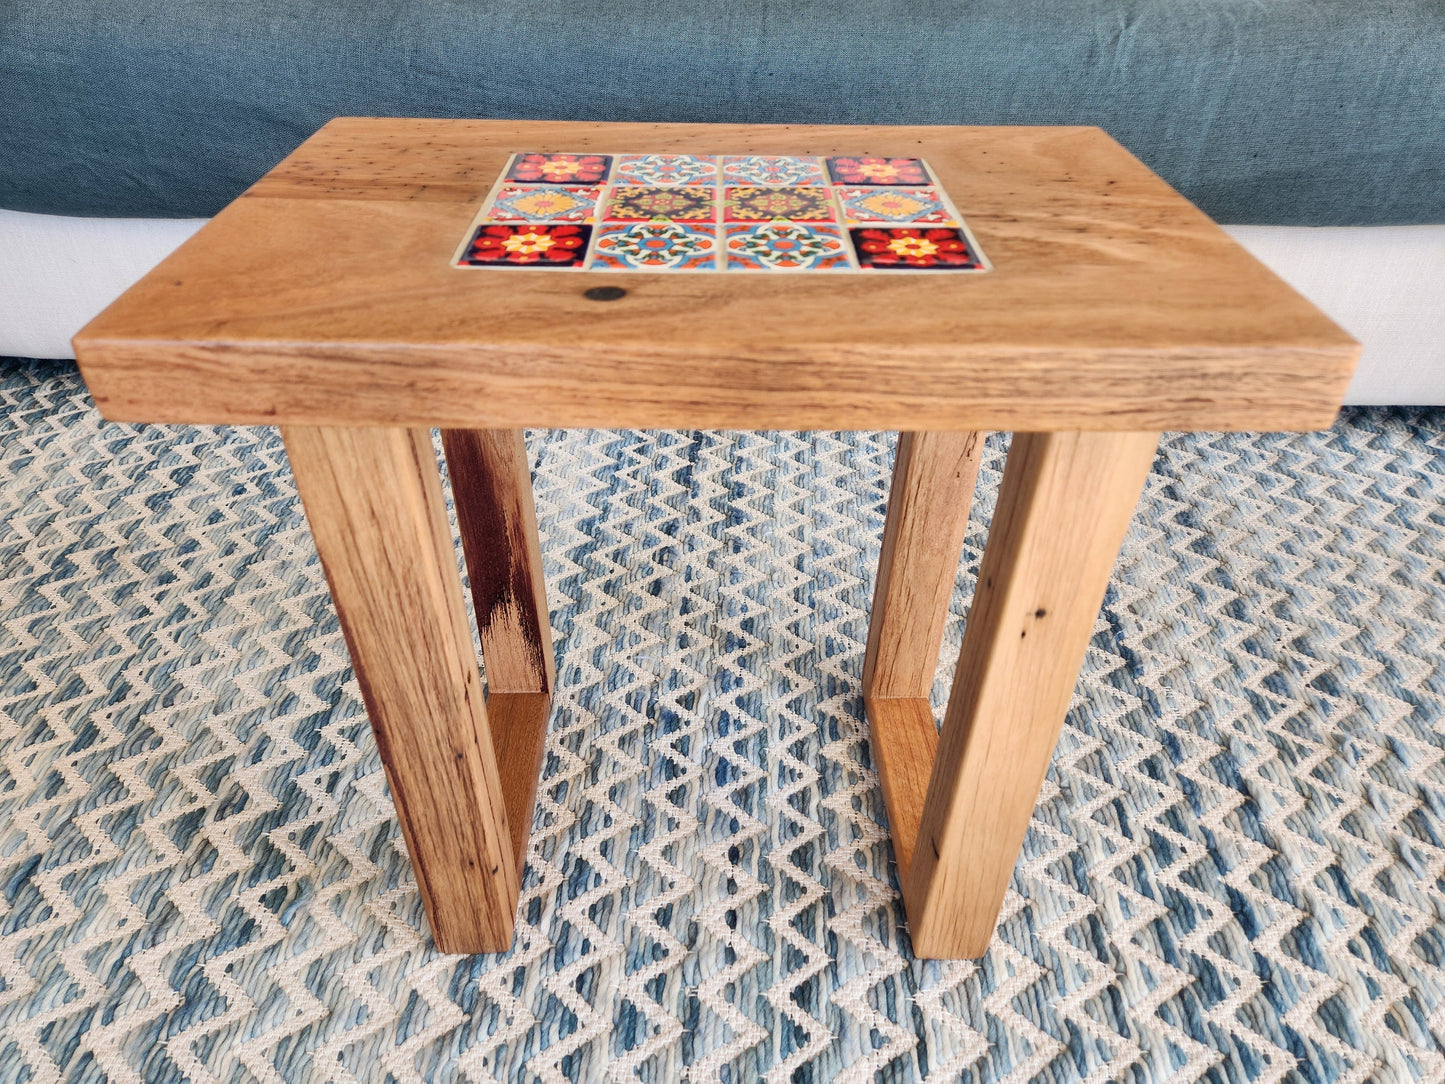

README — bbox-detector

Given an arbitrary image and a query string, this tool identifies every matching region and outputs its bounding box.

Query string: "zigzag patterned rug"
[1,359,1443,1083]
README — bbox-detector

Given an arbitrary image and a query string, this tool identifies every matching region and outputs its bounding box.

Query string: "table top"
[73,119,1359,432]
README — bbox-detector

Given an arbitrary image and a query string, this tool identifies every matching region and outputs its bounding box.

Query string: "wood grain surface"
[862,430,983,884]
[282,424,520,954]
[902,430,1159,958]
[440,428,554,878]
[74,120,1359,432]
[865,697,940,876]
[862,431,984,699]
[441,428,554,694]
[485,692,553,874]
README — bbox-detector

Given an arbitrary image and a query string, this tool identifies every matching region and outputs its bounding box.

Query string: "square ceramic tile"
[826,156,931,186]
[459,223,592,267]
[724,186,835,223]
[613,154,719,186]
[848,227,983,269]
[605,186,717,221]
[487,184,603,223]
[724,222,852,270]
[590,221,719,271]
[836,186,955,226]
[505,153,613,185]
[721,156,827,187]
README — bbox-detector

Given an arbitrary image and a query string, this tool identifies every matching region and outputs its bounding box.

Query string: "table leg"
[441,429,554,874]
[283,425,520,954]
[868,430,1158,959]
[862,432,984,872]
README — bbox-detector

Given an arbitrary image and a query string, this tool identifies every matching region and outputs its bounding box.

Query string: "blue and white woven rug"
[1,358,1443,1083]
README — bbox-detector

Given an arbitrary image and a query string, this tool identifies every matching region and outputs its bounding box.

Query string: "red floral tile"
[826,157,931,186]
[848,227,982,269]
[505,153,612,185]
[459,223,592,267]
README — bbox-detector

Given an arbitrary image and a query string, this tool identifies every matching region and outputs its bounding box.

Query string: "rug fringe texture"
[0,360,1442,1083]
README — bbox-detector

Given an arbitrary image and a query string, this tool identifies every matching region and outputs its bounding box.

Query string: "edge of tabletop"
[69,332,1361,433]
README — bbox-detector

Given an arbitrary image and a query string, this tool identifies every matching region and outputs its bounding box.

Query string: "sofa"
[2,0,1442,401]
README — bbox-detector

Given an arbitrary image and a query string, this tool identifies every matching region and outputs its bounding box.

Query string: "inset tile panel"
[453,152,989,272]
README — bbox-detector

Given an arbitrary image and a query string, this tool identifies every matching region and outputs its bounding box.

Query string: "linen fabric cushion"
[0,0,1441,224]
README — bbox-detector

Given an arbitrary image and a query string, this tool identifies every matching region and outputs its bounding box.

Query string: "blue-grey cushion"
[2,0,1441,224]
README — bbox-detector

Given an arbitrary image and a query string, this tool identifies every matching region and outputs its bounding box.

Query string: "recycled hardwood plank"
[441,428,554,694]
[441,428,554,879]
[862,430,984,700]
[901,430,1160,958]
[863,430,983,881]
[865,697,940,876]
[282,424,519,954]
[485,692,553,874]
[73,120,1358,432]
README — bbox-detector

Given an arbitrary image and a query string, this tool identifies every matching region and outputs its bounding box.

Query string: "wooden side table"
[72,120,1358,958]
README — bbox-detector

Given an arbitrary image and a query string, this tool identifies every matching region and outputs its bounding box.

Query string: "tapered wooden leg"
[441,429,553,874]
[441,430,554,695]
[902,430,1159,958]
[863,431,984,871]
[284,425,519,954]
